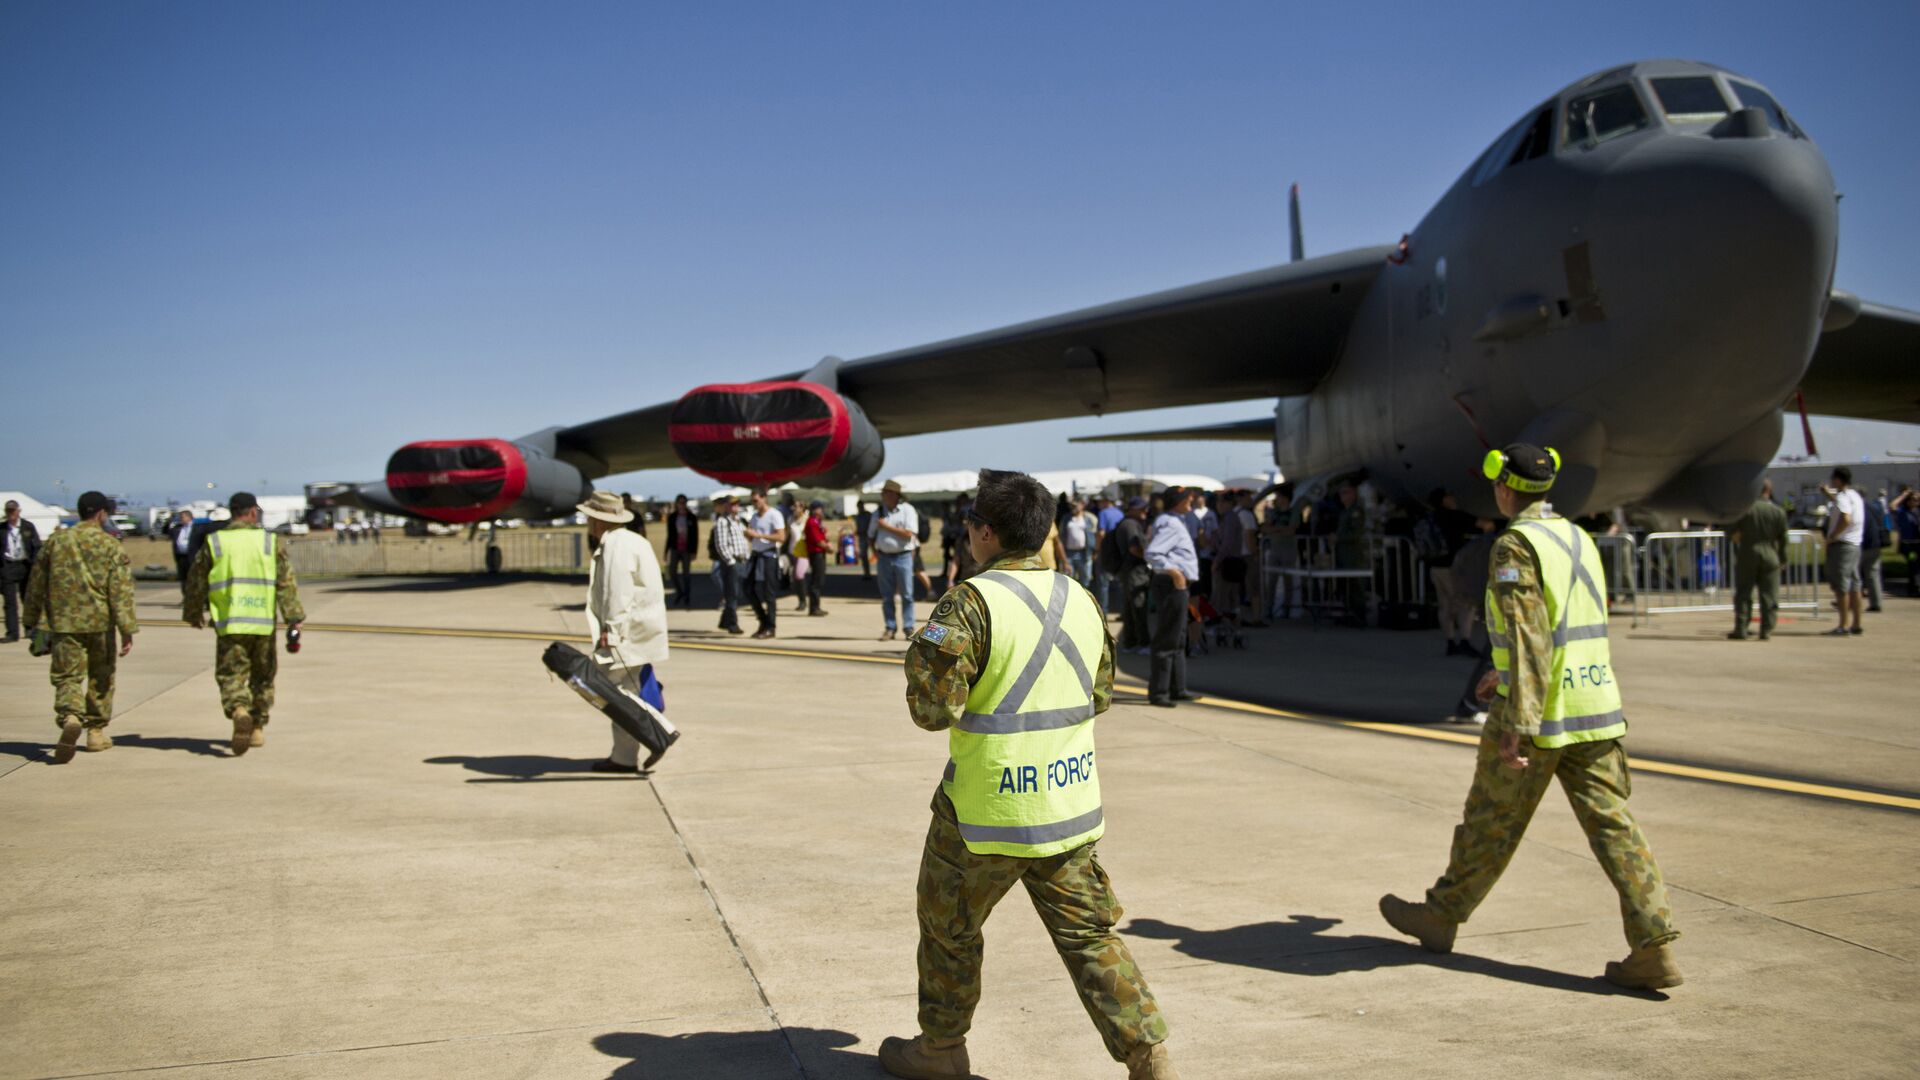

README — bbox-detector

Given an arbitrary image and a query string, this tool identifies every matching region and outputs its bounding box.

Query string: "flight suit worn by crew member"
[889,549,1174,1078]
[1380,444,1682,991]
[24,513,137,761]
[1729,495,1789,640]
[184,520,305,754]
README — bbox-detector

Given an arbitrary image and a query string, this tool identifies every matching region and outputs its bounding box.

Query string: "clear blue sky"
[3,0,1916,505]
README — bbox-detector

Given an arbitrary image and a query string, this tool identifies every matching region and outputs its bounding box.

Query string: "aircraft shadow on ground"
[1124,916,1641,997]
[592,1026,877,1079]
[324,573,587,594]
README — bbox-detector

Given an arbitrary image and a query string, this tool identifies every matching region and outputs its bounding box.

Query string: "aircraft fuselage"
[1280,59,1837,520]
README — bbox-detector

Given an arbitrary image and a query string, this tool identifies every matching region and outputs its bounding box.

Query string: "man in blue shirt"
[1145,488,1201,708]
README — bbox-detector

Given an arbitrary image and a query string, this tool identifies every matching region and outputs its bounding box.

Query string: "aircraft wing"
[1069,417,1275,443]
[1799,300,1920,423]
[555,246,1391,476]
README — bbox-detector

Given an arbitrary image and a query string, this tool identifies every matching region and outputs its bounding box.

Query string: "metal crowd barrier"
[1631,529,1824,626]
[286,529,588,577]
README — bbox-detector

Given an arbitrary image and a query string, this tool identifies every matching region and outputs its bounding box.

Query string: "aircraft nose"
[1587,130,1838,403]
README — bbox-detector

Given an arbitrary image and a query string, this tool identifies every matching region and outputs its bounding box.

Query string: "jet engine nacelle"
[669,381,884,490]
[384,437,590,524]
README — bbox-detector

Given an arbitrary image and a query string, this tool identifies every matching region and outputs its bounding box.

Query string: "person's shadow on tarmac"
[1125,915,1640,996]
[424,754,640,783]
[593,1027,882,1078]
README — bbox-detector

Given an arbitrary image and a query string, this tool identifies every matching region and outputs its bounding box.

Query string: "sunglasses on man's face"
[965,509,990,528]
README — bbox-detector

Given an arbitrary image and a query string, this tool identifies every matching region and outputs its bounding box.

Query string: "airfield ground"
[3,573,1916,1079]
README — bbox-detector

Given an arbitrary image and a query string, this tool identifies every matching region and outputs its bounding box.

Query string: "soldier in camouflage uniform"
[183,493,305,754]
[1379,445,1682,991]
[23,491,138,763]
[879,469,1178,1080]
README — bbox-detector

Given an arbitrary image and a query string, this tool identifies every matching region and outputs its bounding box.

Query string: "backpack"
[1096,525,1124,575]
[1413,515,1451,560]
[917,509,932,543]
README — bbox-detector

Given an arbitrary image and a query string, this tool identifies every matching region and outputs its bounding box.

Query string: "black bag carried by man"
[540,641,675,760]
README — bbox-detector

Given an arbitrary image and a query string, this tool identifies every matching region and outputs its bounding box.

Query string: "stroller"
[1188,595,1245,654]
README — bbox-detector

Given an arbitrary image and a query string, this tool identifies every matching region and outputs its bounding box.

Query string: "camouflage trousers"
[49,631,117,728]
[917,792,1168,1062]
[215,633,277,723]
[1427,731,1679,950]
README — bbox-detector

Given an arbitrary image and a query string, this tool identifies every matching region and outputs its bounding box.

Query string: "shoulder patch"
[919,624,950,645]
[1495,566,1522,584]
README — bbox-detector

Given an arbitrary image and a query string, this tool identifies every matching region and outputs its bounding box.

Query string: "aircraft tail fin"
[1289,183,1305,263]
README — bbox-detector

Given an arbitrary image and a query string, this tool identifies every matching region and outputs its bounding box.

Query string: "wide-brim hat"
[577,490,635,523]
[881,479,904,496]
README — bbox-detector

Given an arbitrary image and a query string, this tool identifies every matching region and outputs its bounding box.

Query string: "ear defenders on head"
[1482,446,1560,493]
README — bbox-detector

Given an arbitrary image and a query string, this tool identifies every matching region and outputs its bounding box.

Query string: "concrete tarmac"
[2,575,1916,1079]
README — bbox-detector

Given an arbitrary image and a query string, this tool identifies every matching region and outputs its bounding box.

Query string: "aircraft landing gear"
[485,544,503,575]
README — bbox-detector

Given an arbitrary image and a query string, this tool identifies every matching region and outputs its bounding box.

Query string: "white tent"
[1029,467,1135,498]
[1138,473,1225,493]
[0,492,60,537]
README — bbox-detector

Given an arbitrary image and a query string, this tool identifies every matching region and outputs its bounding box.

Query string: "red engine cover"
[384,438,528,523]
[669,382,853,485]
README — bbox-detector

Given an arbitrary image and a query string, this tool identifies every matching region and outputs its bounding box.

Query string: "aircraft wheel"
[486,544,504,575]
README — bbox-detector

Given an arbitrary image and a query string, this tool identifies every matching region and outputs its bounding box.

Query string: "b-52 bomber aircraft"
[343,59,1918,526]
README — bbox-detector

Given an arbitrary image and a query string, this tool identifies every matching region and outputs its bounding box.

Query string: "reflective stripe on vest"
[1485,515,1626,747]
[943,569,1108,857]
[208,528,278,636]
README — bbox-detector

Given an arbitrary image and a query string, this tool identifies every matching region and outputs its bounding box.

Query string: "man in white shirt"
[1062,498,1097,588]
[867,478,920,640]
[1145,488,1201,707]
[1822,466,1866,636]
[580,491,677,773]
[744,490,786,639]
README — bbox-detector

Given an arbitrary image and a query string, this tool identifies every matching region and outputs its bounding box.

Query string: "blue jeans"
[1067,548,1093,588]
[876,550,916,632]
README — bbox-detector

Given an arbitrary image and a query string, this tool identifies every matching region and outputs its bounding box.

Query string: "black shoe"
[1849,626,1864,635]
[1445,641,1459,656]
[1726,631,1748,640]
[642,729,680,771]
[1758,632,1771,640]
[1867,605,1883,613]
[591,758,640,775]
[725,625,745,635]
[1174,691,1201,701]
[0,634,17,644]
[1147,698,1176,708]
[807,608,826,616]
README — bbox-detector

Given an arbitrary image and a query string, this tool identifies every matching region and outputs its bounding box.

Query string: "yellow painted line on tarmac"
[1186,693,1920,812]
[136,615,1920,811]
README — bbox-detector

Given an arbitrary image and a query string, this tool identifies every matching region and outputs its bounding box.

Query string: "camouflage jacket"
[905,550,1116,732]
[23,520,137,636]
[1486,503,1556,739]
[183,526,307,628]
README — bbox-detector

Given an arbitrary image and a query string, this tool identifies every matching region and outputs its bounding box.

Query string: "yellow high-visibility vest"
[207,527,278,636]
[1486,514,1626,748]
[943,568,1108,857]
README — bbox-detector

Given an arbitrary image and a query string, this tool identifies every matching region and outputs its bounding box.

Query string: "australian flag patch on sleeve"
[919,624,950,645]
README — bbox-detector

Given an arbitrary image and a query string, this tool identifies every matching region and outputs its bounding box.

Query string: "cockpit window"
[1730,81,1800,136]
[1564,84,1649,147]
[1472,107,1554,186]
[1652,77,1730,122]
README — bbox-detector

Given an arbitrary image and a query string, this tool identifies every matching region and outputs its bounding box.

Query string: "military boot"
[249,722,267,749]
[85,727,113,752]
[53,716,83,765]
[1127,1041,1182,1079]
[229,709,255,757]
[877,1034,970,1079]
[1379,894,1457,954]
[1604,943,1684,990]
